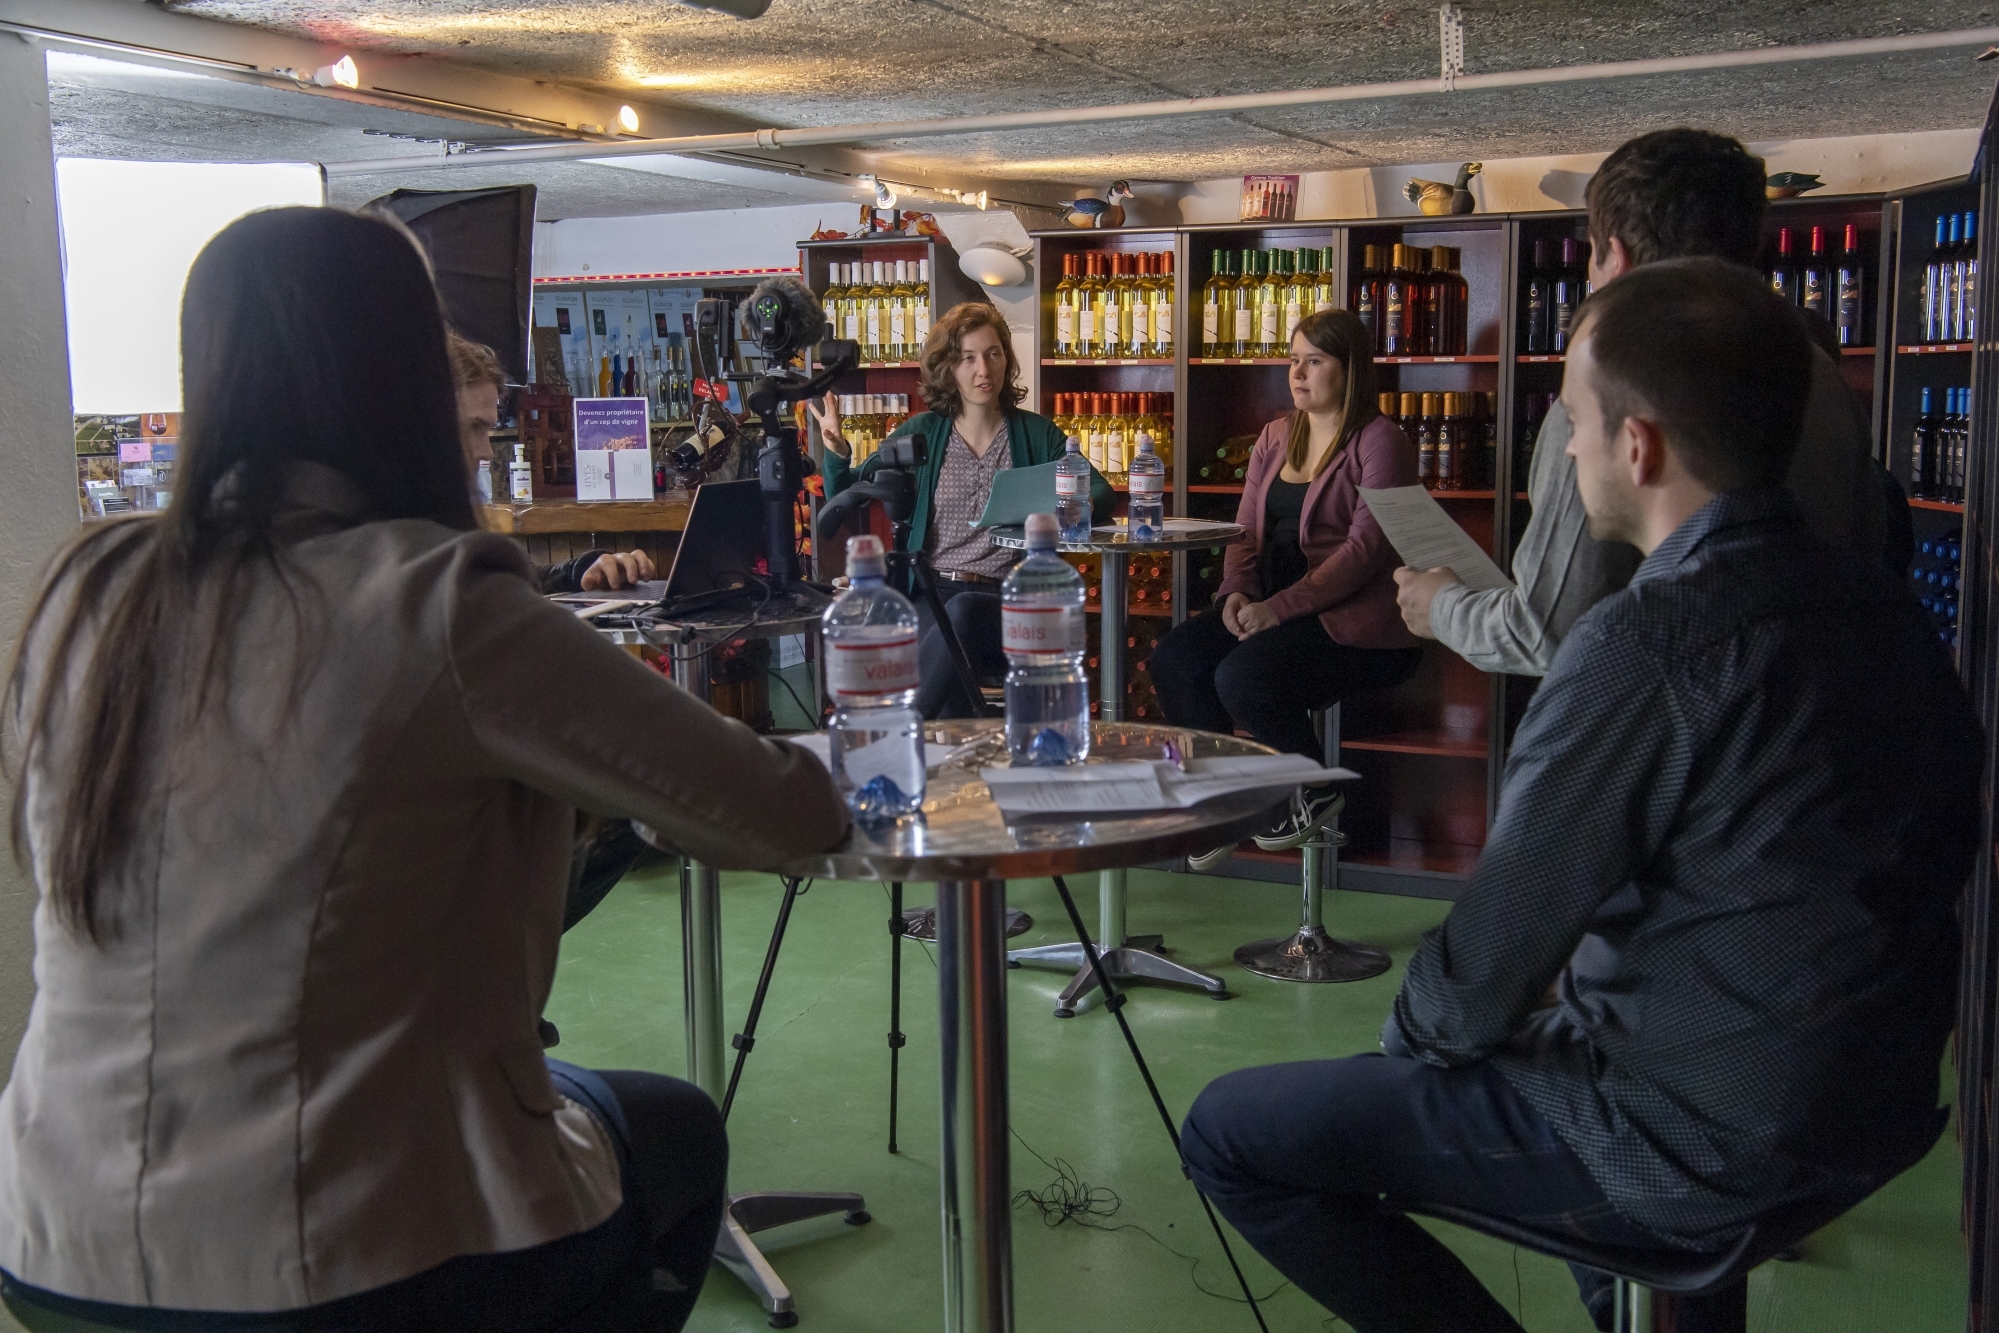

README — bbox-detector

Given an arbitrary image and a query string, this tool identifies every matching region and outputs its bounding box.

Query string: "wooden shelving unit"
[1021,188,1939,897]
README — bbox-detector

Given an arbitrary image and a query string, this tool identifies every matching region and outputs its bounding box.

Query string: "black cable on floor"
[1049,874,1272,1333]
[765,666,819,727]
[1010,1127,1291,1308]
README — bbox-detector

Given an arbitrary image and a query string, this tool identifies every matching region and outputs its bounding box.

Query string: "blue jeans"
[2,1062,726,1332]
[1180,1053,1747,1333]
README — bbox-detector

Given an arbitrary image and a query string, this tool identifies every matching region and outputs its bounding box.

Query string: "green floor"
[547,863,1969,1333]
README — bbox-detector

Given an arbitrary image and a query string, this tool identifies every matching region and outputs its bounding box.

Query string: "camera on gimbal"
[730,277,859,590]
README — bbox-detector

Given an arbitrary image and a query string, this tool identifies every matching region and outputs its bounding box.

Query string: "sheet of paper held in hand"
[979,754,1359,818]
[1358,485,1514,592]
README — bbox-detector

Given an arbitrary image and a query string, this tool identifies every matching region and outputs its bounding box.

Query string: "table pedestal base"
[1008,938,1228,1016]
[1006,868,1226,1016]
[1233,926,1390,983]
[714,1191,872,1329]
[901,906,1033,941]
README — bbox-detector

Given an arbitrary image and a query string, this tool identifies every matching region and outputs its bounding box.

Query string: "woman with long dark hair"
[1150,310,1423,852]
[0,208,846,1330]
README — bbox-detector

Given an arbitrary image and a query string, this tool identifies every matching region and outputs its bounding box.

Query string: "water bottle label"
[1056,472,1083,496]
[1129,473,1164,496]
[826,634,920,698]
[1003,605,1084,656]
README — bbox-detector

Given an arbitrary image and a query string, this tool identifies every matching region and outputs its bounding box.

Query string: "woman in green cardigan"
[810,302,1115,717]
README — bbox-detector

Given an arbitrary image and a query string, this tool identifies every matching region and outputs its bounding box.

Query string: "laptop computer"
[656,478,769,613]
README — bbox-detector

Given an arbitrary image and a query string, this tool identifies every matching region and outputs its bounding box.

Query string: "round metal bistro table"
[611,591,862,1329]
[774,719,1290,1333]
[985,522,1247,1015]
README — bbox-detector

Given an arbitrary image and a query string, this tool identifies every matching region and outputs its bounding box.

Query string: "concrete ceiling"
[153,0,1999,185]
[45,53,823,217]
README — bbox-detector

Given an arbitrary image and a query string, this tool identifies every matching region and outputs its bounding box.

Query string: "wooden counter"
[477,497,691,536]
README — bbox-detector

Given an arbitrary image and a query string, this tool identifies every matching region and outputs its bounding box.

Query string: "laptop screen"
[664,479,768,602]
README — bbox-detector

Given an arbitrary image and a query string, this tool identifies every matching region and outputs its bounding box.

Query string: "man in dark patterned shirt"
[1181,259,1980,1333]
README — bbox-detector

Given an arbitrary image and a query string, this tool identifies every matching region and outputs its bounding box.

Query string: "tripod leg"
[915,567,991,720]
[888,881,906,1154]
[720,876,804,1121]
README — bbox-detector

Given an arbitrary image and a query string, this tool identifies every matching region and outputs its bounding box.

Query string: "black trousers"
[1149,606,1422,757]
[913,581,1005,720]
[1181,1052,1748,1333]
[3,1063,727,1332]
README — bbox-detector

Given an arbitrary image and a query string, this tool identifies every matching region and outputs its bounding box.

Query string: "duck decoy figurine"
[1404,161,1482,216]
[1765,172,1825,199]
[1064,180,1135,228]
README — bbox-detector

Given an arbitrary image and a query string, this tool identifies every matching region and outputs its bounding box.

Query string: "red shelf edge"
[1041,357,1176,366]
[1910,498,1966,513]
[1342,731,1488,759]
[1896,343,1973,354]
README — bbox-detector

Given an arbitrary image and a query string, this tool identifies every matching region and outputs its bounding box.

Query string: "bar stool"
[1234,702,1390,983]
[1397,1104,1945,1332]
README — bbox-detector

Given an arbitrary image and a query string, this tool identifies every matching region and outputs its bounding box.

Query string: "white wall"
[1145,128,1981,226]
[533,201,835,279]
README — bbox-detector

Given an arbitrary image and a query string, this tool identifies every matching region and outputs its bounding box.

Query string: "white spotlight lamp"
[859,174,898,209]
[959,242,1032,290]
[312,55,359,89]
[617,105,641,134]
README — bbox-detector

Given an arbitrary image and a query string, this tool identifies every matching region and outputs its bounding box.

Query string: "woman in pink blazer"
[1151,309,1422,850]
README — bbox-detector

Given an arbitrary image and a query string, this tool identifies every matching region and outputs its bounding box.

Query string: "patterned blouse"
[926,421,1016,579]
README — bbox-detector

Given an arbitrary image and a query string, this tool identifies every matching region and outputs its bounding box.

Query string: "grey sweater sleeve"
[1428,404,1638,676]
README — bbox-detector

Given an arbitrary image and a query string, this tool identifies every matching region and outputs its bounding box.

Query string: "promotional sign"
[572,398,654,502]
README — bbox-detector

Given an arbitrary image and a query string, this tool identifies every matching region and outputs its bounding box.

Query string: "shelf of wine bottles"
[1049,249,1176,360]
[1348,242,1472,357]
[833,393,915,466]
[1198,246,1341,359]
[1046,392,1173,481]
[1914,210,1980,346]
[818,258,934,364]
[1381,390,1497,491]
[1913,527,1964,650]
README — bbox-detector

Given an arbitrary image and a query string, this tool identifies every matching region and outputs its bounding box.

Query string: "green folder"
[971,460,1063,529]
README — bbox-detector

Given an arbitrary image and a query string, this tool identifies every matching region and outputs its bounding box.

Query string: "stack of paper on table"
[979,753,1357,818]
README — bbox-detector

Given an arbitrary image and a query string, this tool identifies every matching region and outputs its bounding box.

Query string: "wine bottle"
[1552,238,1582,353]
[1383,245,1415,356]
[1800,226,1831,317]
[1202,250,1233,356]
[1769,227,1799,305]
[1924,215,1950,344]
[1352,245,1382,351]
[1835,224,1865,347]
[1963,213,1980,344]
[1053,253,1080,358]
[1232,250,1259,358]
[1525,240,1552,354]
[1150,251,1175,357]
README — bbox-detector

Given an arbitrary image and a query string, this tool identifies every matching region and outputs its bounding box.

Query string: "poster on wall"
[572,397,654,502]
[532,291,595,391]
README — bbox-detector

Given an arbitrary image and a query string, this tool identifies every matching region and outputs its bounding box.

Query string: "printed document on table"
[980,754,1358,817]
[1358,485,1513,592]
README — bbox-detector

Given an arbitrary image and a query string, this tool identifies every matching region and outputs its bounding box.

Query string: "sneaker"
[1186,842,1236,872]
[1252,785,1346,851]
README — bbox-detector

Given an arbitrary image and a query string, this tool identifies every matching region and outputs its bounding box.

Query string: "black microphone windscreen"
[749,276,829,358]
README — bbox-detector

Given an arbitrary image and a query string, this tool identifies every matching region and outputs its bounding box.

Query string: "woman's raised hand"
[805,390,851,460]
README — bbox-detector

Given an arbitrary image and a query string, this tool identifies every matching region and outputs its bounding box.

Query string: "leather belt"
[934,569,1002,585]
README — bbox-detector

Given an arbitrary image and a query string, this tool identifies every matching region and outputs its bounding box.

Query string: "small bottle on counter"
[509,443,534,503]
[476,458,493,503]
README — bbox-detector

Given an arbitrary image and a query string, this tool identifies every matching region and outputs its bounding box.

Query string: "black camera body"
[735,277,857,590]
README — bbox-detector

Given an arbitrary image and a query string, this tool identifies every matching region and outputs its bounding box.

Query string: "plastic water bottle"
[1001,512,1091,766]
[1126,432,1165,541]
[822,534,925,821]
[1055,434,1093,542]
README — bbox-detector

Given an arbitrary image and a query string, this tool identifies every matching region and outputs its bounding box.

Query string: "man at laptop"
[451,332,656,593]
[811,303,1114,717]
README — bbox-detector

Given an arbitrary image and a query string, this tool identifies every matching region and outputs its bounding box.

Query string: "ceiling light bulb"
[617,105,641,133]
[874,179,898,209]
[312,55,359,89]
